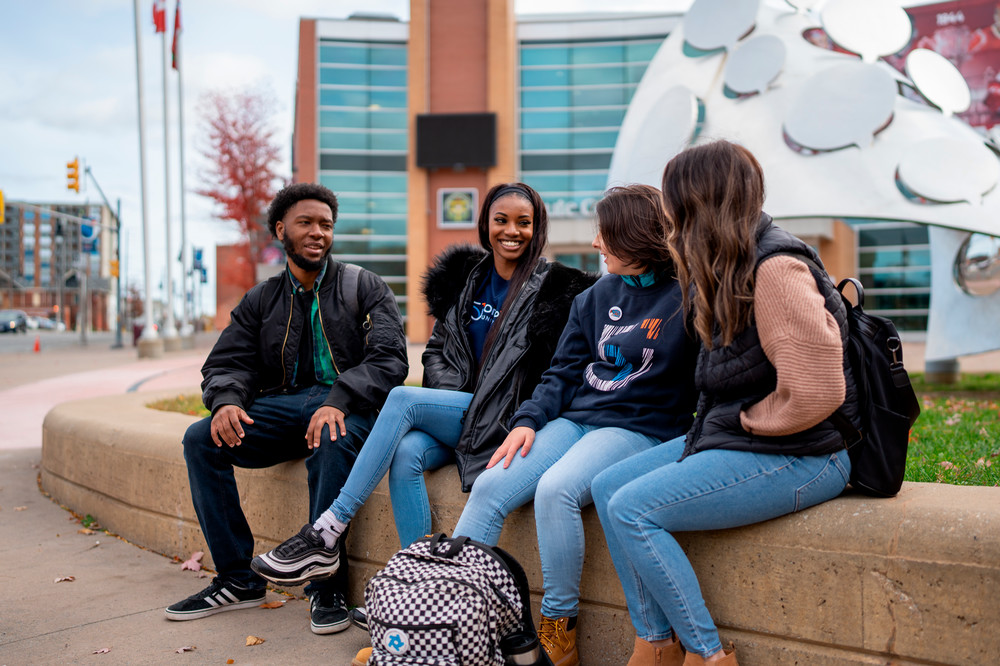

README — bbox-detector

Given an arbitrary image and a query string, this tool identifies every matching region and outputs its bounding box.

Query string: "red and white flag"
[171,0,182,69]
[153,0,166,33]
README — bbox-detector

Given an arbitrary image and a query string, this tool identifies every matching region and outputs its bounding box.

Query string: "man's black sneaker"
[164,578,266,621]
[251,524,340,585]
[348,606,369,632]
[310,589,350,635]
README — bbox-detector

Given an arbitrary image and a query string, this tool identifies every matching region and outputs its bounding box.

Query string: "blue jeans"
[592,436,851,658]
[453,417,659,617]
[183,385,374,596]
[330,386,471,548]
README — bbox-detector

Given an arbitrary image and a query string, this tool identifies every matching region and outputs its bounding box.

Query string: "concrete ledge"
[42,393,1000,665]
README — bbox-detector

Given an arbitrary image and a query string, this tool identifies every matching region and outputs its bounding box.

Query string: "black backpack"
[364,534,550,666]
[827,277,921,497]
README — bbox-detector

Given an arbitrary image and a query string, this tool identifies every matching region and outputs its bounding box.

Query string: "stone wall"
[41,392,1000,665]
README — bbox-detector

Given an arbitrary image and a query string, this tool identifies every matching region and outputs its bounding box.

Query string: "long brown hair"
[476,182,549,368]
[660,140,765,348]
[595,184,673,275]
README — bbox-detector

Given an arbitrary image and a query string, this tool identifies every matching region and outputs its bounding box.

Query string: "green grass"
[906,376,1000,486]
[148,383,1000,487]
[147,394,210,419]
[910,371,1000,394]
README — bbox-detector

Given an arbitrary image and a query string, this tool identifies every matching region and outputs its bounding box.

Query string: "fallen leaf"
[939,461,957,470]
[14,506,26,511]
[54,576,76,583]
[246,635,265,646]
[180,551,204,572]
[92,647,111,654]
[944,414,961,426]
[175,646,196,653]
[259,600,285,609]
[78,528,95,535]
[227,660,235,664]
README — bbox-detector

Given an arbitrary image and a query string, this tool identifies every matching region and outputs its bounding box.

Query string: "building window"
[850,220,931,334]
[318,36,408,318]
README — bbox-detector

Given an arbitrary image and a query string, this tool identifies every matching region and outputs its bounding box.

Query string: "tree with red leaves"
[196,88,284,280]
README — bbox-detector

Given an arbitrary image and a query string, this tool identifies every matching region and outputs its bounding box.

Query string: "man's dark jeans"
[182,384,375,598]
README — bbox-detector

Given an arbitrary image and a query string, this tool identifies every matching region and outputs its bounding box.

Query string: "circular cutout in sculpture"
[898,136,1000,204]
[609,86,700,187]
[784,61,896,151]
[725,35,786,95]
[905,48,971,116]
[821,0,912,62]
[955,233,1000,296]
[785,0,822,11]
[684,0,761,52]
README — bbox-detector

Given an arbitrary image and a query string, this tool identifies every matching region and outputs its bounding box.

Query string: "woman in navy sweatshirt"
[453,184,699,666]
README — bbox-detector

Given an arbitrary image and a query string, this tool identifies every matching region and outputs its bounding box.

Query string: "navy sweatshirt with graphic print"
[509,273,698,442]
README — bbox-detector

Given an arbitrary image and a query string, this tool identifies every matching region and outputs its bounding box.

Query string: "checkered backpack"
[364,534,544,666]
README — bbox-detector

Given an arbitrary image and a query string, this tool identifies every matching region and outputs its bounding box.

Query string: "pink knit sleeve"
[740,256,845,437]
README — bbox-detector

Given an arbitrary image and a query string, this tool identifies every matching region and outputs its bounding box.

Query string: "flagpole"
[161,0,179,349]
[134,0,163,358]
[175,0,192,342]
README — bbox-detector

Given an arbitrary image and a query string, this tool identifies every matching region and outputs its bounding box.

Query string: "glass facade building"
[316,29,410,315]
[851,220,931,334]
[301,13,933,336]
[516,15,676,273]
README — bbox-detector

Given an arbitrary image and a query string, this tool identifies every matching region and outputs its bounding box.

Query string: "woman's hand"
[487,426,536,470]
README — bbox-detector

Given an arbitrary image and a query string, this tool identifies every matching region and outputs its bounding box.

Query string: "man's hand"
[306,406,348,449]
[487,426,536,470]
[211,405,254,447]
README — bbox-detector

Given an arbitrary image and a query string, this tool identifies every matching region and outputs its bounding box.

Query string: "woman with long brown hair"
[593,141,858,665]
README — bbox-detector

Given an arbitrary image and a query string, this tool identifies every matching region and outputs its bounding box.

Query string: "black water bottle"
[501,630,548,665]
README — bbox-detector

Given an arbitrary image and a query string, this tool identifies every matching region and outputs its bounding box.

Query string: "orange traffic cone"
[33,336,40,353]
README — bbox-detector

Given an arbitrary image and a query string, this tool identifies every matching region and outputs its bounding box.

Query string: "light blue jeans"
[592,436,851,658]
[330,386,471,548]
[453,417,660,617]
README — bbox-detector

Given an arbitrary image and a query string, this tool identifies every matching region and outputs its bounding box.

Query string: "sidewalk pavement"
[0,447,371,665]
[0,334,426,664]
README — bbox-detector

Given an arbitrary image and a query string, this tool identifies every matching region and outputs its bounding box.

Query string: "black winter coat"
[421,245,598,491]
[683,217,861,458]
[201,258,409,417]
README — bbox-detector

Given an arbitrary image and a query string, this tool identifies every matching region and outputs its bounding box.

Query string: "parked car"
[0,310,28,334]
[31,316,57,330]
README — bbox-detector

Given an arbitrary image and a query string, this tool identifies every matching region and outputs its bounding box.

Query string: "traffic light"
[0,189,4,225]
[110,260,120,278]
[66,158,80,192]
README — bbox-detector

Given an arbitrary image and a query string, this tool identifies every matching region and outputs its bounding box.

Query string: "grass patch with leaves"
[147,394,210,419]
[906,373,1000,486]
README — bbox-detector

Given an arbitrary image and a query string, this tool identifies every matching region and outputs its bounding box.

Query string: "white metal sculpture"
[608,0,1000,361]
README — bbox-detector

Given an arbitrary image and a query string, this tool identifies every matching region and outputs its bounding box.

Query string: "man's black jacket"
[201,258,408,417]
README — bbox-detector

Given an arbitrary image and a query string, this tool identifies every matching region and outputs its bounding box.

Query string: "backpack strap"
[339,262,363,323]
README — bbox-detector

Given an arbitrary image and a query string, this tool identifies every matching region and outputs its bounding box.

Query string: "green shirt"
[288,264,338,386]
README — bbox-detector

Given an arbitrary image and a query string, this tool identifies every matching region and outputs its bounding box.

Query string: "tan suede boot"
[681,644,738,666]
[626,635,685,666]
[351,646,372,666]
[538,615,579,666]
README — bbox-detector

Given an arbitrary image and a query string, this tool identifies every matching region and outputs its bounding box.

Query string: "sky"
[0,0,680,318]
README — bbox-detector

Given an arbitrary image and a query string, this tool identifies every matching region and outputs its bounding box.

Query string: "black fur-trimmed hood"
[422,244,488,321]
[525,261,598,365]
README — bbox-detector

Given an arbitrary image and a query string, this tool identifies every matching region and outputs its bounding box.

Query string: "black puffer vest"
[683,216,861,458]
